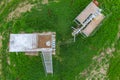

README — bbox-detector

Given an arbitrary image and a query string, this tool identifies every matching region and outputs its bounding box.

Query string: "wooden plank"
[25,52,38,56]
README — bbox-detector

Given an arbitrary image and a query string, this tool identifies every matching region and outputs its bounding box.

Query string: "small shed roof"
[82,13,105,36]
[75,2,100,25]
[73,1,105,37]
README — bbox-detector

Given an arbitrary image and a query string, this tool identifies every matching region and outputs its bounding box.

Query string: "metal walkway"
[41,51,53,74]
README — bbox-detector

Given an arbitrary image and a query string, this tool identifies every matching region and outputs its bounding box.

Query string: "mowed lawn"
[0,0,120,80]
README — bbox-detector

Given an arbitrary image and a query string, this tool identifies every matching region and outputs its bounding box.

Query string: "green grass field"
[0,0,120,80]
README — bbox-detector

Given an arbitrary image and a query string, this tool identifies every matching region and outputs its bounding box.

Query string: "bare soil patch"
[76,46,115,80]
[7,56,11,65]
[53,0,59,3]
[25,52,38,56]
[42,0,59,4]
[7,1,34,21]
[0,1,4,6]
[76,25,120,80]
[42,0,48,4]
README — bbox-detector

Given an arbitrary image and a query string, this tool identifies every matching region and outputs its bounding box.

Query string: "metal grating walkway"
[41,51,53,74]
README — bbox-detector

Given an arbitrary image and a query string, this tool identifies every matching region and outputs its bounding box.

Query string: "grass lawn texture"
[0,0,120,80]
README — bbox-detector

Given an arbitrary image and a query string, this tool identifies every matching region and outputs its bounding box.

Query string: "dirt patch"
[106,47,115,56]
[0,36,2,48]
[76,46,115,80]
[42,0,48,4]
[76,25,120,80]
[25,52,38,56]
[7,56,11,65]
[0,1,4,6]
[7,1,34,21]
[116,25,120,41]
[42,0,59,4]
[53,0,59,3]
